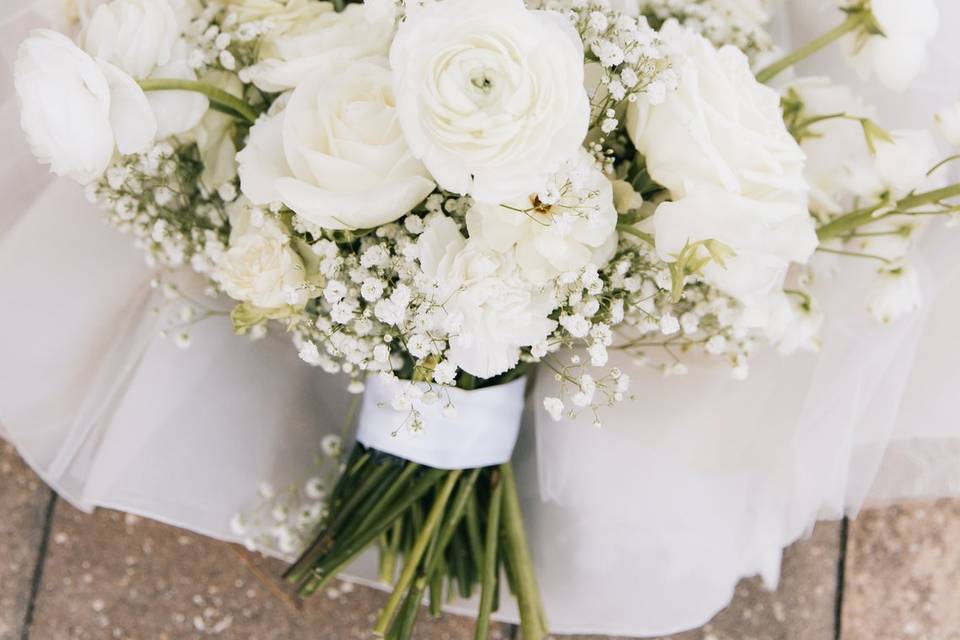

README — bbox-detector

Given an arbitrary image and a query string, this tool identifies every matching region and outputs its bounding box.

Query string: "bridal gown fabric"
[2,1,959,636]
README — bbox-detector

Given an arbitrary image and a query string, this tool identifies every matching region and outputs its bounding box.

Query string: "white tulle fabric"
[1,1,960,636]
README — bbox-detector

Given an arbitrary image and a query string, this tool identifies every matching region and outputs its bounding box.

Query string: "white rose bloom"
[867,262,923,325]
[243,3,394,92]
[627,23,816,310]
[389,0,590,203]
[467,151,619,283]
[216,202,306,310]
[934,102,960,148]
[82,0,179,79]
[844,0,939,92]
[417,216,557,378]
[238,58,435,230]
[15,29,156,184]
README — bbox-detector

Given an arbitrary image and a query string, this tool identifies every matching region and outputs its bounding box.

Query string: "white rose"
[844,0,939,92]
[934,101,960,148]
[82,0,179,79]
[467,151,619,283]
[417,216,557,378]
[389,0,590,203]
[216,202,306,310]
[627,24,816,309]
[15,29,157,184]
[243,2,394,92]
[238,58,435,230]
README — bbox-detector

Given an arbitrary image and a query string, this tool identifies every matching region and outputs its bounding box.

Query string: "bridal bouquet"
[14,0,959,637]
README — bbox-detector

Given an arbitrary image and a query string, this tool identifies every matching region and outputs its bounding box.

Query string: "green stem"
[756,11,867,84]
[374,470,463,636]
[815,247,891,264]
[617,224,655,246]
[500,464,547,639]
[138,78,259,123]
[475,474,503,640]
[817,183,960,240]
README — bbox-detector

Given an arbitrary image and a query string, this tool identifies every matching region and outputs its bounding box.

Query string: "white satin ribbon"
[356,375,527,469]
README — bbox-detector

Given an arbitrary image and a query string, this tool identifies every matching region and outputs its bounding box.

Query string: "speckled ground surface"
[3,441,959,640]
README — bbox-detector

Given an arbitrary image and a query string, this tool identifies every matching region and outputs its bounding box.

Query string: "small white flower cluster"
[638,0,773,56]
[180,3,264,75]
[230,434,343,556]
[563,2,679,143]
[86,141,231,272]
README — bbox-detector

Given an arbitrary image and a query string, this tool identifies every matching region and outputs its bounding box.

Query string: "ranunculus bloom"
[467,151,619,283]
[389,0,590,203]
[238,58,435,230]
[844,0,939,92]
[417,216,557,378]
[82,0,179,79]
[242,2,394,92]
[627,23,816,313]
[216,201,307,310]
[15,29,156,184]
[83,0,207,137]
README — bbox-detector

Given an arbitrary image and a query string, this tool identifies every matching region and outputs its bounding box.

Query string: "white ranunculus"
[238,58,435,230]
[82,0,179,79]
[467,151,619,283]
[417,216,557,378]
[15,29,156,184]
[628,23,816,310]
[216,202,306,310]
[934,102,960,148]
[242,2,394,92]
[389,0,590,203]
[845,0,939,92]
[867,262,923,324]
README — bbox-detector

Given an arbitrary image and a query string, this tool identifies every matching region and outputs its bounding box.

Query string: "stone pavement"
[2,441,958,640]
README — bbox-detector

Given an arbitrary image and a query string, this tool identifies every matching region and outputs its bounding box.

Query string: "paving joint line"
[833,516,850,640]
[20,492,58,640]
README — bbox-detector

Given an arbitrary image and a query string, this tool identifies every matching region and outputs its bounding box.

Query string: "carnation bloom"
[417,216,557,378]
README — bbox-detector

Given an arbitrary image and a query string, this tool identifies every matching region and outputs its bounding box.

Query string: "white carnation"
[417,217,557,378]
[389,0,590,203]
[466,151,619,283]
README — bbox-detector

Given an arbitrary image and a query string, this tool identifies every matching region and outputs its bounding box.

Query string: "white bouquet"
[14,0,958,637]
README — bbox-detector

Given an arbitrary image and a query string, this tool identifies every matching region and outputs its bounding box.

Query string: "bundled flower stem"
[285,447,546,639]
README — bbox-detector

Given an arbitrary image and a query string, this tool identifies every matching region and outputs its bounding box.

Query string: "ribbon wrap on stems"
[356,376,527,470]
